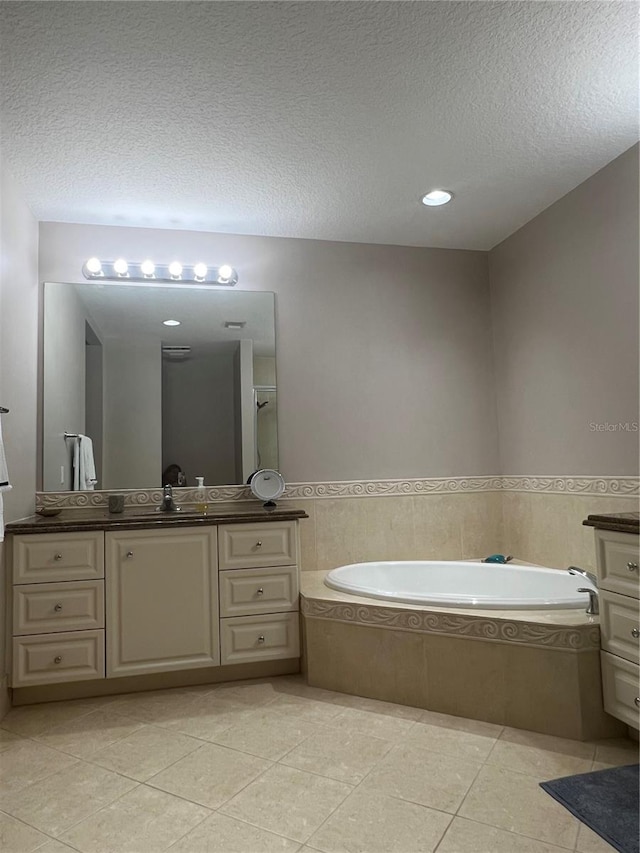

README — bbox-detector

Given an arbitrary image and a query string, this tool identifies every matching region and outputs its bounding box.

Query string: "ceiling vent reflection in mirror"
[83,258,238,286]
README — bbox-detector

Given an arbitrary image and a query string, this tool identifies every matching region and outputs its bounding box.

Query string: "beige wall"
[38,222,499,483]
[489,144,639,477]
[0,163,39,714]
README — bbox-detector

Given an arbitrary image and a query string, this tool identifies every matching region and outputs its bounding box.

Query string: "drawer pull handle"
[126,551,134,558]
[256,587,264,596]
[627,562,638,572]
[257,635,265,643]
[635,697,640,708]
[54,553,63,561]
[255,541,263,548]
[54,656,63,664]
[54,603,63,612]
[632,628,640,639]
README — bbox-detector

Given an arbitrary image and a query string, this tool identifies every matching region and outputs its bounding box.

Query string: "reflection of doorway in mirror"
[254,386,278,470]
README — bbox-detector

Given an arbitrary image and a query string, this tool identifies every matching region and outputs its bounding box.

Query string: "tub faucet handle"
[577,587,599,616]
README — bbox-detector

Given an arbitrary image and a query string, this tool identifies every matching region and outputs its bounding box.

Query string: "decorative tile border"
[301,596,601,652]
[500,476,639,497]
[36,475,638,509]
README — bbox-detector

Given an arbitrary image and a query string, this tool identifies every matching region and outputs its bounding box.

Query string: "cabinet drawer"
[220,613,299,664]
[13,532,104,584]
[220,566,299,617]
[12,630,105,687]
[596,530,640,598]
[601,651,640,731]
[600,590,640,665]
[218,522,297,569]
[13,580,105,636]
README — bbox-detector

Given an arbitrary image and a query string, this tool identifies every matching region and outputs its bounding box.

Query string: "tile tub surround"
[34,476,639,574]
[0,675,637,853]
[300,572,625,741]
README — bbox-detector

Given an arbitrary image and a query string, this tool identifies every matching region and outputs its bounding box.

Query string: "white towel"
[0,416,12,542]
[73,434,98,491]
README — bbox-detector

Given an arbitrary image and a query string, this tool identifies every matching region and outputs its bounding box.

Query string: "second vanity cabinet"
[594,527,640,729]
[106,527,219,677]
[9,513,303,689]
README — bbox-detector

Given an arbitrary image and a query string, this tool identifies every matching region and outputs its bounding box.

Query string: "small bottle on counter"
[195,476,208,514]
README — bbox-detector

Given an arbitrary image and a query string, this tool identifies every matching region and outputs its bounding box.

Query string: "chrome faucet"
[567,566,599,615]
[567,566,598,588]
[158,484,181,513]
[577,587,599,616]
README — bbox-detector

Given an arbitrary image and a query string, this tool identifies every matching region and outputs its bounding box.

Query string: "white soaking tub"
[324,560,591,610]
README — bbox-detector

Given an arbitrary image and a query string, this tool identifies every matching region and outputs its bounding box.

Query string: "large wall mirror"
[42,282,277,491]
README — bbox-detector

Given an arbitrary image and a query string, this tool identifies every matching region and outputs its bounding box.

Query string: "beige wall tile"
[458,491,505,559]
[503,646,582,738]
[305,618,429,708]
[411,494,462,560]
[314,497,416,571]
[424,634,507,724]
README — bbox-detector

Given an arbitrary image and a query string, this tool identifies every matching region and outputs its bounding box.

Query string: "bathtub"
[324,560,591,609]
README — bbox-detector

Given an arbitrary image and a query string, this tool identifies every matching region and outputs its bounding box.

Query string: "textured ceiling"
[1,1,637,250]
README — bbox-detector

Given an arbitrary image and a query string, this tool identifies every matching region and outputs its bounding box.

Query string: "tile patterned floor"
[0,676,637,853]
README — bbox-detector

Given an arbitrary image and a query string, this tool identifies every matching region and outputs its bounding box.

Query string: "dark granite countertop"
[583,512,639,535]
[6,505,308,535]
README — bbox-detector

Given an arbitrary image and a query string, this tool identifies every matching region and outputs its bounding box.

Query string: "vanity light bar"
[82,259,238,286]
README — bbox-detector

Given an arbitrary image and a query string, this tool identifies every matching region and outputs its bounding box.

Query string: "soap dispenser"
[194,477,208,514]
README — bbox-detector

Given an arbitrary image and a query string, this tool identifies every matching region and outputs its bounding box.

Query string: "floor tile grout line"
[449,801,580,851]
[437,812,580,853]
[82,736,209,784]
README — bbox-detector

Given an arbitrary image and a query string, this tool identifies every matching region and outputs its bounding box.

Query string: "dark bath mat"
[540,763,639,853]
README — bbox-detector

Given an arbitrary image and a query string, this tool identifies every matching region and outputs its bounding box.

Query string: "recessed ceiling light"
[224,321,246,330]
[421,189,453,207]
[163,319,181,326]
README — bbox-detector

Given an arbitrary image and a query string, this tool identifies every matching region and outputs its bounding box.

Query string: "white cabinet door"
[106,527,219,677]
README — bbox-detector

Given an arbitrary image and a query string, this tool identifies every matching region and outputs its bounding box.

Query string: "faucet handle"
[577,587,599,616]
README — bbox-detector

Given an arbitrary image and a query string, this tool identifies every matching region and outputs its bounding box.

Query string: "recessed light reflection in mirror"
[163,319,181,326]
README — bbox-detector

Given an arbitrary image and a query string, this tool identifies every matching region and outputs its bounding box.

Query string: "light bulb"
[113,258,129,275]
[193,263,207,280]
[168,261,182,278]
[218,264,233,282]
[421,189,453,207]
[140,259,155,277]
[86,257,102,274]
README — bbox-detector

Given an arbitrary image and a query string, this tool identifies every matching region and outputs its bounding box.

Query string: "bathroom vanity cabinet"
[585,515,640,730]
[7,510,305,692]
